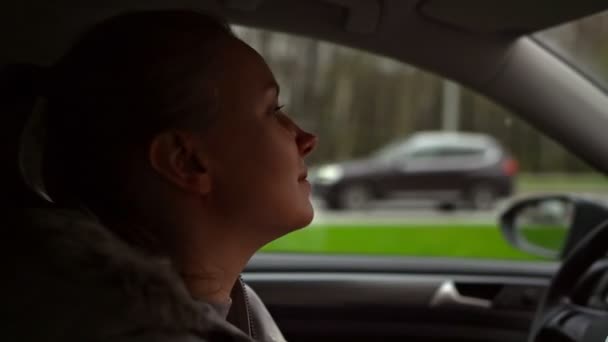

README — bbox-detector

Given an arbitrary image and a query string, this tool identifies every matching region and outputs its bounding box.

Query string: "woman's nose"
[296,127,318,157]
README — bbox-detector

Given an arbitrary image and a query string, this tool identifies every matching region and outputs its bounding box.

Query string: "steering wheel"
[529,219,608,342]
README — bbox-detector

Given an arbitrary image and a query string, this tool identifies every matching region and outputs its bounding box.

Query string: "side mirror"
[500,195,608,260]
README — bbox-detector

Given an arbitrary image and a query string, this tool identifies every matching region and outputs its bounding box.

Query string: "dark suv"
[310,131,518,210]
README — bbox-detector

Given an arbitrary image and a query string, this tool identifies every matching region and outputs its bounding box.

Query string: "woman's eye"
[270,104,285,119]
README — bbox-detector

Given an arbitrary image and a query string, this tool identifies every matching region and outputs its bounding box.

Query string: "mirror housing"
[500,195,608,260]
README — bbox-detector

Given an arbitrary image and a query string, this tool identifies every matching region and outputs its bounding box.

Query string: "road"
[310,192,608,226]
[311,198,499,225]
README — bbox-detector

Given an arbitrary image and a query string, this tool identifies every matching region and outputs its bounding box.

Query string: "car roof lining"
[227,0,382,34]
[3,1,604,90]
[418,0,608,35]
[3,0,603,66]
[224,0,607,35]
[0,1,515,86]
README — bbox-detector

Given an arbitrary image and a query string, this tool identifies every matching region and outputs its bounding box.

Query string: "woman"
[9,9,317,342]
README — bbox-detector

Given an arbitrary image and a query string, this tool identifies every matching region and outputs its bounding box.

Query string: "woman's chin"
[294,205,315,230]
[284,202,315,232]
[298,206,315,228]
[260,197,315,241]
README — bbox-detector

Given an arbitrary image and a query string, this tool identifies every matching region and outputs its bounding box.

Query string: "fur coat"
[4,207,257,342]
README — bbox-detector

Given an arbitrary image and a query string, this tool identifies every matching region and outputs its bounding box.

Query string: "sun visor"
[323,0,381,34]
[224,0,264,11]
[225,0,381,34]
[418,0,608,35]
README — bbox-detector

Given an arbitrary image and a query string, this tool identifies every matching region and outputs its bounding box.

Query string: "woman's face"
[200,37,317,240]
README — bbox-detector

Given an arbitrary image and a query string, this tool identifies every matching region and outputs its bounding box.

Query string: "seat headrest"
[0,64,53,208]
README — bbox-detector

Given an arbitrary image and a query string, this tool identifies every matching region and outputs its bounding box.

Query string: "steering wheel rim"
[529,219,608,342]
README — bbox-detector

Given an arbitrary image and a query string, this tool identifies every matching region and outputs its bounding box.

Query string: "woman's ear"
[149,130,211,195]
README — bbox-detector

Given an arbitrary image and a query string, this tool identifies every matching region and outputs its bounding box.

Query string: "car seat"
[0,63,54,208]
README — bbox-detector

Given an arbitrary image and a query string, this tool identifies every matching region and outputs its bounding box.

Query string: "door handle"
[430,281,493,309]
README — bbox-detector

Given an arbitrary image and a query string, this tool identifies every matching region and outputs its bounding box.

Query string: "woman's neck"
[130,203,262,303]
[180,266,235,302]
[171,227,258,303]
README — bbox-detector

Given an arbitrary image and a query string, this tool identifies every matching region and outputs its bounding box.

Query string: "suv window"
[410,146,486,158]
[409,146,444,158]
[439,147,485,157]
[234,25,608,261]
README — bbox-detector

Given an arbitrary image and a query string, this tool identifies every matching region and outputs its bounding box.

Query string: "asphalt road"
[310,192,608,226]
[311,198,499,225]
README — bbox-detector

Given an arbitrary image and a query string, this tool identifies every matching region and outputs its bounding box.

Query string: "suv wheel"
[468,183,497,210]
[437,202,457,211]
[334,184,372,210]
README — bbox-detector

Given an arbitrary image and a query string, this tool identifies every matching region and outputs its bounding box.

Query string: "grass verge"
[261,223,557,261]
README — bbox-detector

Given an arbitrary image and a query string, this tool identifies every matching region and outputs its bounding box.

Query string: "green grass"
[520,226,568,251]
[261,224,556,261]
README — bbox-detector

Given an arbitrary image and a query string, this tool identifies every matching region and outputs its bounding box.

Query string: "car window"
[234,24,608,262]
[412,146,485,158]
[439,147,484,158]
[372,140,410,161]
[410,146,443,159]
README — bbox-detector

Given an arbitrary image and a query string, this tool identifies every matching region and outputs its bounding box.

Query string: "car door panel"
[381,165,422,196]
[245,254,556,342]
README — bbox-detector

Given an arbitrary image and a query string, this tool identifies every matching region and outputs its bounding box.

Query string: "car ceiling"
[3,0,606,83]
[418,0,608,35]
[3,1,608,171]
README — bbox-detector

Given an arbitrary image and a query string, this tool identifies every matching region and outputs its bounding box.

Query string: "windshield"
[534,10,608,90]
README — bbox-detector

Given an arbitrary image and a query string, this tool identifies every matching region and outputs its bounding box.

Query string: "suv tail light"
[502,157,519,176]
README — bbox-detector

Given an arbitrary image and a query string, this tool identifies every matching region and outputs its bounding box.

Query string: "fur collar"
[12,207,251,341]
